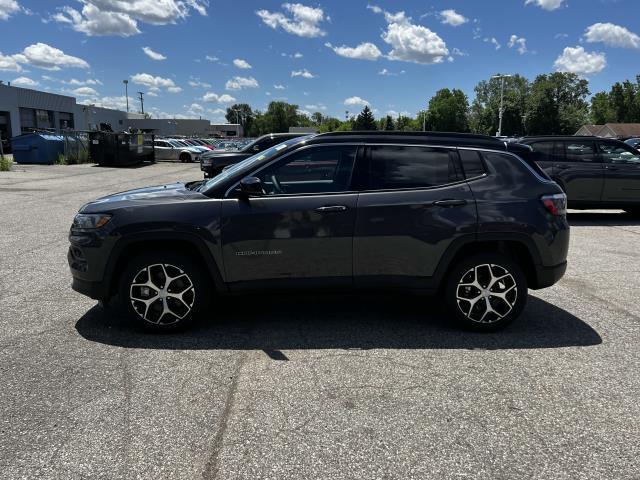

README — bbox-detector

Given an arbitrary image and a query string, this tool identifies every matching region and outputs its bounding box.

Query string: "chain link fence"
[61,130,91,164]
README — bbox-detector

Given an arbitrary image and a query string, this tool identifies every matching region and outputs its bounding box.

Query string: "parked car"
[624,137,640,151]
[184,139,213,150]
[69,131,568,333]
[521,136,640,216]
[153,139,201,163]
[201,133,309,178]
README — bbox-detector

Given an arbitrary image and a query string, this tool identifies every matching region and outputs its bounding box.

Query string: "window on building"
[19,108,36,133]
[59,112,74,130]
[35,110,54,130]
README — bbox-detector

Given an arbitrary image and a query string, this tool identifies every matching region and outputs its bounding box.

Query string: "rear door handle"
[433,199,468,207]
[555,164,570,170]
[315,205,348,213]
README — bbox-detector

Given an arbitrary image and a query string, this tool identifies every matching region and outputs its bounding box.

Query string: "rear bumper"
[532,261,567,290]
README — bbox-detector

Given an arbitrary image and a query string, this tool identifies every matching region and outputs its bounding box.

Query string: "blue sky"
[1,0,639,122]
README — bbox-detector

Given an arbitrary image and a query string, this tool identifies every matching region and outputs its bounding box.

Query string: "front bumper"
[71,276,107,300]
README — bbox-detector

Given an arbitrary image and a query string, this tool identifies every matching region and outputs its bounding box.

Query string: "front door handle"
[555,164,570,170]
[433,199,468,207]
[315,205,348,213]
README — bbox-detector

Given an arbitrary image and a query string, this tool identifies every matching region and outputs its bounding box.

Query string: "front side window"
[598,141,640,165]
[255,145,357,195]
[564,141,597,162]
[368,146,459,190]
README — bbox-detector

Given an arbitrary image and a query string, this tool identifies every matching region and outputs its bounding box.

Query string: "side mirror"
[253,145,260,152]
[239,176,264,197]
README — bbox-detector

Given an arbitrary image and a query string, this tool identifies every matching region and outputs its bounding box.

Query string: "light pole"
[137,91,144,115]
[123,80,129,113]
[492,74,512,137]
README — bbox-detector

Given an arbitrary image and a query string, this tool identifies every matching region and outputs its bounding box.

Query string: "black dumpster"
[89,132,155,167]
[11,133,65,165]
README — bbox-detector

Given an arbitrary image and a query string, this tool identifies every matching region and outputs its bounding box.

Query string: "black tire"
[117,251,210,332]
[624,208,640,218]
[179,152,191,163]
[444,253,528,332]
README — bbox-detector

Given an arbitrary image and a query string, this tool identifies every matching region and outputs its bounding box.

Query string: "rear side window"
[368,146,460,190]
[564,141,597,162]
[529,141,556,161]
[458,149,485,178]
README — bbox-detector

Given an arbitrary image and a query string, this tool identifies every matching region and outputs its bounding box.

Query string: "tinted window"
[564,141,596,162]
[369,146,459,190]
[257,145,357,195]
[458,149,485,178]
[598,141,640,165]
[529,142,556,161]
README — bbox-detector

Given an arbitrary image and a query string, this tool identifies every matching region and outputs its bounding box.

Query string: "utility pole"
[492,74,512,137]
[123,80,129,113]
[345,110,349,121]
[137,91,144,115]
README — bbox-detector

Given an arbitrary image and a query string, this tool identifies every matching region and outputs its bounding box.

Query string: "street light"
[123,80,129,113]
[491,74,512,137]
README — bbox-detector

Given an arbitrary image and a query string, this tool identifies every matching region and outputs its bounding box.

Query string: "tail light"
[541,193,567,216]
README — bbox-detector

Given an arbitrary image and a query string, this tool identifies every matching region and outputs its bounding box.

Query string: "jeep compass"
[69,132,569,332]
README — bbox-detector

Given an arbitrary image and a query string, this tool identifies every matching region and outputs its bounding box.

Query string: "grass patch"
[55,153,67,165]
[0,155,12,172]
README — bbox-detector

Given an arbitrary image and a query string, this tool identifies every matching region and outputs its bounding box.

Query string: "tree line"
[226,73,640,137]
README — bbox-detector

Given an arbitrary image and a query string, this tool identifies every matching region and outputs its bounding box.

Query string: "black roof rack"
[311,130,507,149]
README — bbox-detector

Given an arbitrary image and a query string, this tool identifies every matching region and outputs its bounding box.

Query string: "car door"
[598,139,640,205]
[554,140,604,204]
[154,141,174,161]
[353,144,476,289]
[221,144,360,288]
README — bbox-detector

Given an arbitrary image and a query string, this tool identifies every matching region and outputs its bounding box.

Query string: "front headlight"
[202,157,213,166]
[72,213,112,231]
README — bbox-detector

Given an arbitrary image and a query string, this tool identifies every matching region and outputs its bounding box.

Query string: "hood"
[80,182,206,213]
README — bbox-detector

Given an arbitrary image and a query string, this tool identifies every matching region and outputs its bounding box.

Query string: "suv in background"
[200,133,308,178]
[521,136,640,216]
[69,132,569,333]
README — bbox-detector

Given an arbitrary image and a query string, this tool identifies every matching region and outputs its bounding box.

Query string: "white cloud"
[142,46,166,60]
[554,46,606,75]
[68,78,103,86]
[484,37,501,50]
[439,9,467,27]
[369,6,449,64]
[452,47,468,57]
[291,68,316,78]
[52,0,208,36]
[233,58,252,69]
[508,35,528,54]
[84,95,128,110]
[274,84,286,90]
[256,3,326,38]
[584,23,640,50]
[344,96,369,107]
[525,0,564,11]
[205,55,219,62]
[325,42,382,61]
[12,43,89,70]
[293,52,303,58]
[72,86,99,96]
[0,52,21,71]
[0,0,21,20]
[202,92,236,103]
[188,79,211,88]
[11,76,38,87]
[225,76,259,90]
[186,102,204,116]
[131,72,179,92]
[305,104,326,110]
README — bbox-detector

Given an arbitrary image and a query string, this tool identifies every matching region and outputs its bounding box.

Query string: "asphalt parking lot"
[0,163,638,479]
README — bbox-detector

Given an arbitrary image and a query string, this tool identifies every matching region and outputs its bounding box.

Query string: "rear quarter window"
[458,149,486,178]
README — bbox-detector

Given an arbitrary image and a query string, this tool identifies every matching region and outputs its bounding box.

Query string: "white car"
[153,139,201,163]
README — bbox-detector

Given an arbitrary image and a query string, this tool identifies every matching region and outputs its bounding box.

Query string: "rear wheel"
[179,152,191,163]
[117,251,209,332]
[444,253,528,331]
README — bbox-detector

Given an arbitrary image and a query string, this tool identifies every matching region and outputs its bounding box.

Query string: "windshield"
[197,135,313,194]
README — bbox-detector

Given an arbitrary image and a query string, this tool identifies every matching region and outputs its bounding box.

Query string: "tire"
[179,152,191,163]
[444,253,528,332]
[117,251,209,332]
[624,208,640,218]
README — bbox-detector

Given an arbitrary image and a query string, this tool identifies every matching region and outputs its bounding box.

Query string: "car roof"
[308,131,508,149]
[260,133,308,139]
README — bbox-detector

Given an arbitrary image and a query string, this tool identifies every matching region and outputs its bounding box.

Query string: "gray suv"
[69,132,569,332]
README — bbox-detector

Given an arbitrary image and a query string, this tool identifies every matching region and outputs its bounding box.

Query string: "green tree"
[469,75,529,136]
[225,103,254,135]
[395,115,413,131]
[318,117,342,132]
[525,72,589,135]
[382,115,395,130]
[590,92,615,124]
[353,106,377,130]
[425,88,469,132]
[260,101,300,133]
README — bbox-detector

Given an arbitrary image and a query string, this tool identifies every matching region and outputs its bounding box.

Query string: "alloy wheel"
[456,264,518,324]
[129,263,195,325]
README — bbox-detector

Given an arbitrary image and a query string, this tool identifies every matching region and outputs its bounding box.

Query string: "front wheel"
[444,253,528,332]
[117,251,209,332]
